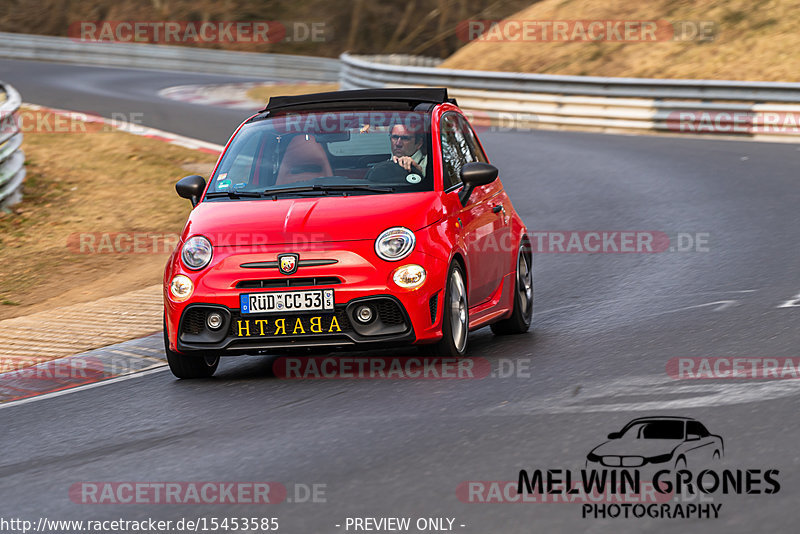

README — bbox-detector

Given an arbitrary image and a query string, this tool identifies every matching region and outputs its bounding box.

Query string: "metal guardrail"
[0,31,340,82]
[0,82,25,209]
[340,53,800,140]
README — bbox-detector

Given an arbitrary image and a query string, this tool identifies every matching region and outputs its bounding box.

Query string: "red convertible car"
[163,88,532,378]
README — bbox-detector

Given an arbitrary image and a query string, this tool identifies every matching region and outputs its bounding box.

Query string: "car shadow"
[200,324,543,383]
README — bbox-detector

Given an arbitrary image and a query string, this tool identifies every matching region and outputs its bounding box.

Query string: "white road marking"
[665,300,740,313]
[134,346,164,354]
[0,365,168,410]
[483,374,800,414]
[107,348,166,364]
[777,292,800,308]
[536,290,757,317]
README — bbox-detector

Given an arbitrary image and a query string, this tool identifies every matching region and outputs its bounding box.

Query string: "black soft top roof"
[262,88,455,113]
[625,416,697,424]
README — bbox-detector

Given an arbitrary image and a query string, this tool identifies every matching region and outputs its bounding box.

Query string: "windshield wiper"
[264,184,394,198]
[264,185,322,196]
[205,191,263,199]
[319,184,395,193]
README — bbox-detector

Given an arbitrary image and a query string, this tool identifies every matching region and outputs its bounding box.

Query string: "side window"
[687,421,709,437]
[457,115,488,163]
[440,112,489,191]
[440,114,465,189]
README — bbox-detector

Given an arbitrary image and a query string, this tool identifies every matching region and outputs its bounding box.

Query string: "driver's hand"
[392,155,421,172]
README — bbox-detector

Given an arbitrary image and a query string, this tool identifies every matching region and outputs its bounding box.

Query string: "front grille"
[240,259,338,269]
[376,300,404,326]
[235,277,342,289]
[336,308,353,331]
[429,293,438,324]
[181,308,206,335]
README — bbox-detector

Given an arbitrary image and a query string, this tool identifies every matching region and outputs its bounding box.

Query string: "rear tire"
[434,262,469,358]
[164,317,219,379]
[491,240,533,335]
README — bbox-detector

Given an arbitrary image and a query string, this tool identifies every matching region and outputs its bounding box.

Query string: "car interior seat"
[275,135,333,185]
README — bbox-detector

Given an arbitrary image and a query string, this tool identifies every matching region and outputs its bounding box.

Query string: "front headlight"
[181,235,213,270]
[170,274,194,301]
[392,264,426,289]
[375,227,415,261]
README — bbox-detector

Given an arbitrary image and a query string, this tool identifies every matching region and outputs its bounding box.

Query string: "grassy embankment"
[442,0,800,81]
[0,109,218,319]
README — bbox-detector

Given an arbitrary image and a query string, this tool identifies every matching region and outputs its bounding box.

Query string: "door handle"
[492,204,503,214]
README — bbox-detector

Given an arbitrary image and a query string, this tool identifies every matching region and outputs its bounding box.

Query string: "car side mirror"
[687,433,701,441]
[607,432,621,440]
[176,175,206,207]
[458,162,498,205]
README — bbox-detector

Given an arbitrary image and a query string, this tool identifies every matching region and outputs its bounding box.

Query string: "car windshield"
[205,110,434,200]
[620,420,685,440]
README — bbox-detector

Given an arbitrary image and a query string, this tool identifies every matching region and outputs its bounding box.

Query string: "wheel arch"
[450,252,468,291]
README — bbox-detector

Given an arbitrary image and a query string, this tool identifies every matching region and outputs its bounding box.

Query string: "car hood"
[590,438,684,458]
[182,192,443,245]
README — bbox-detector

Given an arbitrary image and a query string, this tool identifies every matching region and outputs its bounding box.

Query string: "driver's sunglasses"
[389,134,414,142]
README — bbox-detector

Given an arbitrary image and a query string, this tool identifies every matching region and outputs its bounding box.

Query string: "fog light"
[169,275,193,301]
[207,312,223,330]
[355,305,374,324]
[392,264,426,289]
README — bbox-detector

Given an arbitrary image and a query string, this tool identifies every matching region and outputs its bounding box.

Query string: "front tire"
[164,318,219,379]
[434,262,469,358]
[491,240,533,335]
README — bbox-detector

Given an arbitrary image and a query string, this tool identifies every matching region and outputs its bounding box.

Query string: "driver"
[389,123,427,177]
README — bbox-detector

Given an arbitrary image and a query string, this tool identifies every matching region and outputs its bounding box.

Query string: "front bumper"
[175,295,417,353]
[164,239,449,354]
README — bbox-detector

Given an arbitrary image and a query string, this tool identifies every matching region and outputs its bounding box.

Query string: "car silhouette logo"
[586,416,724,470]
[278,253,299,275]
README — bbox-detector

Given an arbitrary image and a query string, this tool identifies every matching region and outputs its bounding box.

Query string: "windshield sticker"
[406,173,422,184]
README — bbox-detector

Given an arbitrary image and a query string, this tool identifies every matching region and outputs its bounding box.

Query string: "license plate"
[240,289,334,314]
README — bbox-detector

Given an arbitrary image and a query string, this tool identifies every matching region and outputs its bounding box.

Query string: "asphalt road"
[1,58,800,533]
